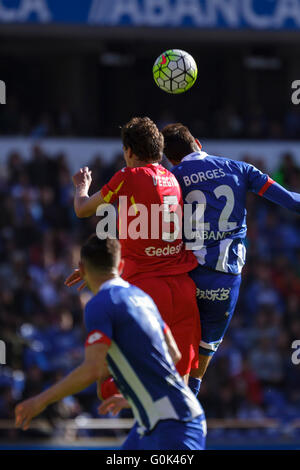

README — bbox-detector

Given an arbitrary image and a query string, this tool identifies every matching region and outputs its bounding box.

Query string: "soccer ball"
[153,49,198,94]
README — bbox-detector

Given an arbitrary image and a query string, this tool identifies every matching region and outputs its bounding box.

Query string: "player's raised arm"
[73,166,106,218]
[260,180,300,213]
[247,163,300,214]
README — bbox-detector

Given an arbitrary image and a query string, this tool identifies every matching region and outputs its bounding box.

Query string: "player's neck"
[89,272,119,294]
[129,160,159,168]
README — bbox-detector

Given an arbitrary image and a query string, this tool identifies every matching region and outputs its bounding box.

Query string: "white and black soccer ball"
[153,49,198,94]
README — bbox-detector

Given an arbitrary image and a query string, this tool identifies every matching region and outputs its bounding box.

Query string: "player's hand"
[98,394,130,416]
[72,167,92,190]
[64,269,86,291]
[15,396,47,431]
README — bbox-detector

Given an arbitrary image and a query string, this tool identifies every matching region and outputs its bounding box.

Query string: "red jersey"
[101,163,197,281]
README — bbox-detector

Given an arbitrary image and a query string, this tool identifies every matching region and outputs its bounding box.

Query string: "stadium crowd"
[0,144,299,442]
[2,98,300,140]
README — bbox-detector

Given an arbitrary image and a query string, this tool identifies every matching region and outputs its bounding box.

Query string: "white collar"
[181,151,208,162]
[99,277,129,292]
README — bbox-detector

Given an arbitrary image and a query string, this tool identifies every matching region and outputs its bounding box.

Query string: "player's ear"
[118,259,125,276]
[195,138,202,150]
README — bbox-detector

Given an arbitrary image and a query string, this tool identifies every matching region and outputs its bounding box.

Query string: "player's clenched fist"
[72,167,92,190]
[15,397,47,431]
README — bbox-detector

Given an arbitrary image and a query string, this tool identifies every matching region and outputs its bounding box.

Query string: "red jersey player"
[66,117,200,383]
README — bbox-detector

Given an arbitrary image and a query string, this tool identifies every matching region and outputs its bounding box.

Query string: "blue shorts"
[189,266,242,357]
[121,415,206,451]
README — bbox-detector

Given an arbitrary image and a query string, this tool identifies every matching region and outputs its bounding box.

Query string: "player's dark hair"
[81,235,120,273]
[121,117,164,163]
[162,123,199,163]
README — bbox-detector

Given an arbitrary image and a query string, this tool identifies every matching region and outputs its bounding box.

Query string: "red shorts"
[127,273,201,376]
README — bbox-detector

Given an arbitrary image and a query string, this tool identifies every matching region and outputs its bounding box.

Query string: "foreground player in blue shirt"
[162,123,300,394]
[15,235,206,450]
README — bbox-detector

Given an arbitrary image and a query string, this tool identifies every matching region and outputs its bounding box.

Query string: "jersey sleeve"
[100,168,128,204]
[259,181,300,213]
[84,298,113,347]
[246,163,275,196]
[246,163,300,213]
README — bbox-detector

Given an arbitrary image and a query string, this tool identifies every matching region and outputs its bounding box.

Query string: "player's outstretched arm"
[15,343,109,431]
[73,167,106,218]
[247,164,300,213]
[261,180,300,213]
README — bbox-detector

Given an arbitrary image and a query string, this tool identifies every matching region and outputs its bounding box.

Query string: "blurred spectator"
[272,152,300,188]
[1,94,300,139]
[249,338,284,387]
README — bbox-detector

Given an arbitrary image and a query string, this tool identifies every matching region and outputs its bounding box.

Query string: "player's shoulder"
[108,280,159,315]
[85,290,110,317]
[112,166,132,178]
[129,163,170,175]
[172,155,252,186]
[101,280,159,320]
[100,277,131,303]
[206,154,251,175]
[171,154,224,174]
[85,278,132,320]
[127,283,158,308]
[105,166,132,188]
[83,292,109,331]
[202,153,246,170]
[119,165,153,183]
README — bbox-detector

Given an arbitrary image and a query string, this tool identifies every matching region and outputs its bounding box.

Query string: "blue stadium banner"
[1,0,300,30]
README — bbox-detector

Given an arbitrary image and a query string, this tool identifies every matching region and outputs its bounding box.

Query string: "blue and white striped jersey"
[84,277,202,434]
[172,151,300,274]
